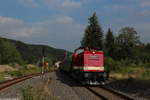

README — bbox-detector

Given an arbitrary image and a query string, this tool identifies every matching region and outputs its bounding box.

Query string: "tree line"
[81,13,150,64]
[0,39,23,64]
[0,37,68,65]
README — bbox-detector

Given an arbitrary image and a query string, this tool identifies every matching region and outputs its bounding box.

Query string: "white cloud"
[0,16,24,35]
[110,4,135,13]
[112,5,127,9]
[0,16,23,24]
[0,16,48,37]
[40,0,61,8]
[134,23,150,42]
[140,10,150,16]
[18,0,82,9]
[140,0,150,7]
[55,16,73,24]
[0,16,85,50]
[18,0,39,8]
[62,0,81,8]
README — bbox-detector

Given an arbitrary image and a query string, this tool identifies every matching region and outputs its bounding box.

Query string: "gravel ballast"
[0,72,102,100]
[48,71,101,100]
[0,73,51,98]
[105,79,150,100]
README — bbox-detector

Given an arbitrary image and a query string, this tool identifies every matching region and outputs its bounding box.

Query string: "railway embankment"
[49,71,101,100]
[0,73,54,99]
[0,72,101,100]
[105,79,150,100]
[0,71,149,100]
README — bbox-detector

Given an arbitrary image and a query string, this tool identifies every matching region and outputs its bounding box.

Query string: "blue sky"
[0,0,150,51]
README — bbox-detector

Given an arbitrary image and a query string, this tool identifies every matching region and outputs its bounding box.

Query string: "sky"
[0,0,150,51]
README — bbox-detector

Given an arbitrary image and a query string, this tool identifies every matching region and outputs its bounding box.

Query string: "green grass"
[20,78,56,100]
[0,64,52,81]
[21,86,34,100]
[110,65,150,82]
[7,66,41,77]
[141,69,150,80]
[105,57,150,81]
[0,73,5,81]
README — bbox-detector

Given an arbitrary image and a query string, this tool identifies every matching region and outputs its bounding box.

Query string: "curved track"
[0,73,46,91]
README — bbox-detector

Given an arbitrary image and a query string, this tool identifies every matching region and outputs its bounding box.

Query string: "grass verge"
[20,77,56,100]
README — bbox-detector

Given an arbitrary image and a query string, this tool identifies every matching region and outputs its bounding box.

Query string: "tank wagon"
[60,47,107,85]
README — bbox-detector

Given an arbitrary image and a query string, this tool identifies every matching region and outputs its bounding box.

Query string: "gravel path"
[49,71,101,100]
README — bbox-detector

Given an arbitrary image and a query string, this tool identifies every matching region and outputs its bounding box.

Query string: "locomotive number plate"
[89,55,98,60]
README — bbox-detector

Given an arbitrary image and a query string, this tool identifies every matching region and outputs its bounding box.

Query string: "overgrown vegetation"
[0,64,55,81]
[105,57,150,80]
[0,39,23,64]
[0,36,69,80]
[81,13,150,81]
[103,27,150,80]
[20,77,56,100]
[0,37,70,64]
[8,65,41,77]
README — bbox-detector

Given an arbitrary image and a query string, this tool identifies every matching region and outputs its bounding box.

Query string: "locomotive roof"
[75,47,103,52]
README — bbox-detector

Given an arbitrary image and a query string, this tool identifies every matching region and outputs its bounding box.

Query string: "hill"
[0,37,71,64]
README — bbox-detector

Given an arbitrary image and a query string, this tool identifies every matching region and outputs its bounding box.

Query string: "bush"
[105,57,121,72]
[143,62,150,68]
[105,57,136,73]
[9,70,23,77]
[141,70,150,80]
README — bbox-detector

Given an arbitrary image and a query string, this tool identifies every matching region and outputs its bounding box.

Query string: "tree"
[146,43,150,50]
[0,39,23,64]
[115,27,140,59]
[81,13,104,50]
[117,27,140,46]
[105,28,115,58]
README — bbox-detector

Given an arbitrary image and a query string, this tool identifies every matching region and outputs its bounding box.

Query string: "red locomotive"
[60,47,107,85]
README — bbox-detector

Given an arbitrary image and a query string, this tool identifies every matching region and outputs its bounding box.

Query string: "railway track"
[86,86,134,100]
[0,73,46,91]
[60,70,135,100]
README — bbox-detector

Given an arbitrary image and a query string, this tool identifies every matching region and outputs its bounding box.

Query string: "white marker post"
[42,48,45,74]
[42,56,44,74]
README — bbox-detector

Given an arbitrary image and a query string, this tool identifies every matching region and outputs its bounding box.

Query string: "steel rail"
[86,86,135,100]
[99,86,134,100]
[0,73,46,91]
[86,87,108,100]
[60,70,134,100]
